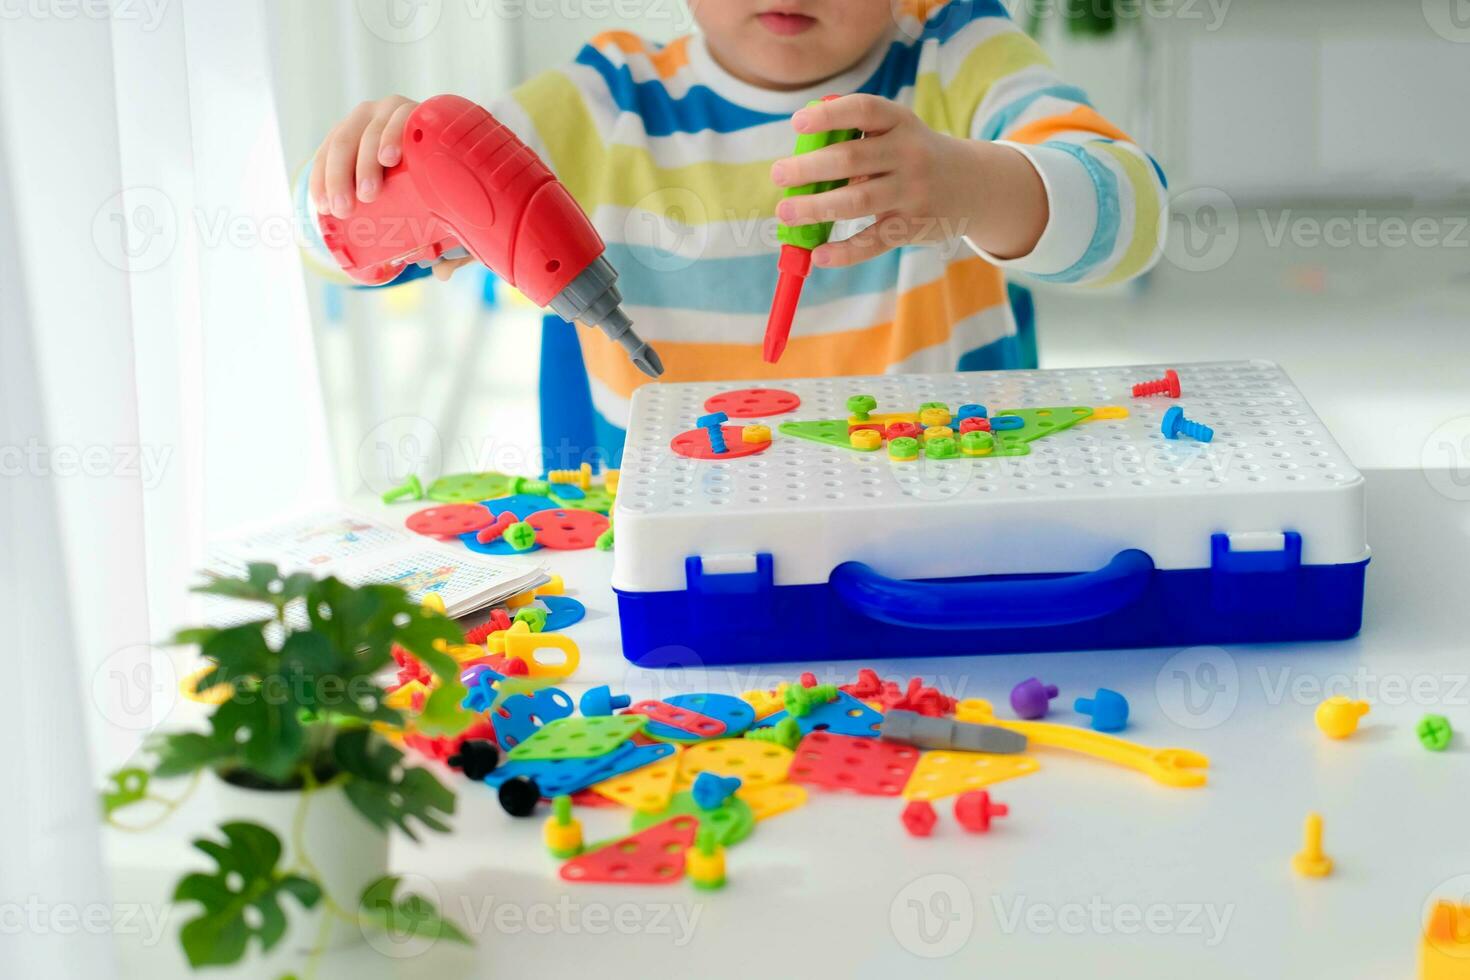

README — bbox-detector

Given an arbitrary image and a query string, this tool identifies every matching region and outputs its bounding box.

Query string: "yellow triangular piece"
[738,782,807,821]
[590,753,680,813]
[676,739,793,790]
[742,685,787,720]
[902,751,1039,801]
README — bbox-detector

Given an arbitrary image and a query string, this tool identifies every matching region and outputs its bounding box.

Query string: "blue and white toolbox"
[611,362,1369,667]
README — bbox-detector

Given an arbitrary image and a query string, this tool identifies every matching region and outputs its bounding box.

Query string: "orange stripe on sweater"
[579,257,1006,401]
[1005,106,1133,146]
[590,32,690,79]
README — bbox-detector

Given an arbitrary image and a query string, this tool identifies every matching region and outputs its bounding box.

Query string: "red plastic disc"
[703,387,801,418]
[525,508,610,550]
[670,425,770,461]
[405,503,494,539]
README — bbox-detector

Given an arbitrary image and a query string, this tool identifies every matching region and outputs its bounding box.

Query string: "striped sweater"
[306,0,1167,445]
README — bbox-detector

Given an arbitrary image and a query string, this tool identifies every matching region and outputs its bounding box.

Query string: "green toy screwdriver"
[762,97,861,363]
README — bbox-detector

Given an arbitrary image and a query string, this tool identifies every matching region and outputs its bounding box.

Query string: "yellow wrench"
[955,698,1209,789]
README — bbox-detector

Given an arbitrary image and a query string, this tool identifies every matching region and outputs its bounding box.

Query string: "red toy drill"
[318,94,663,378]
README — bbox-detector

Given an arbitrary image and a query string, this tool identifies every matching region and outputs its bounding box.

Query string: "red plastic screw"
[902,800,938,837]
[954,791,1008,833]
[1131,369,1181,399]
[958,417,991,433]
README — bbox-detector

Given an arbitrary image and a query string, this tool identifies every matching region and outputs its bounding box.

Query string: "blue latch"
[1210,531,1302,610]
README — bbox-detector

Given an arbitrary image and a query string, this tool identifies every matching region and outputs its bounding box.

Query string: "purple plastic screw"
[1009,677,1059,719]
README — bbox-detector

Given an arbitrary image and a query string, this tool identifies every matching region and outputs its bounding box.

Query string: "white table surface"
[107,465,1470,980]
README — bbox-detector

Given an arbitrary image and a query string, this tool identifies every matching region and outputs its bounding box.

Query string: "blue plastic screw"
[697,412,730,454]
[691,772,742,810]
[579,684,631,717]
[1161,406,1214,443]
[955,403,988,421]
[1075,688,1129,732]
[990,415,1023,431]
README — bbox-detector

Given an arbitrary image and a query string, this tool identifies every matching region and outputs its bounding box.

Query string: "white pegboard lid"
[612,361,1367,593]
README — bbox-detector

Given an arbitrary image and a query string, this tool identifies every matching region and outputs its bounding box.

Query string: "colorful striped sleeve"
[920,0,1168,286]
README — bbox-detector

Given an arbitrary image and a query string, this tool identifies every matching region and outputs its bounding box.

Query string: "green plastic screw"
[1417,714,1453,751]
[380,473,424,504]
[919,401,948,413]
[960,430,994,455]
[846,394,877,421]
[888,436,920,460]
[784,682,838,718]
[511,476,551,496]
[503,521,538,551]
[926,436,958,459]
[695,825,718,856]
[553,794,573,825]
[745,716,801,750]
[514,607,547,632]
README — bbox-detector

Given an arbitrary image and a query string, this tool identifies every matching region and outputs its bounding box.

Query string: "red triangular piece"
[559,816,698,884]
[788,731,921,796]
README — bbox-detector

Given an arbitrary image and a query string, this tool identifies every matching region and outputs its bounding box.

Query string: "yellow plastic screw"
[742,424,772,444]
[849,429,882,451]
[1292,812,1333,877]
[1314,696,1369,739]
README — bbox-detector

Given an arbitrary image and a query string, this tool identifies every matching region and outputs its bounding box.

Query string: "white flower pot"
[209,774,388,951]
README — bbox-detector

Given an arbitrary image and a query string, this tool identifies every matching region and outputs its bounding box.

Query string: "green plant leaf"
[415,680,477,738]
[150,732,237,779]
[172,822,321,968]
[334,730,454,841]
[209,694,305,784]
[359,876,469,946]
[101,767,150,815]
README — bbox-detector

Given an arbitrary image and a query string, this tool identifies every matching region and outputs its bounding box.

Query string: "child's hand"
[309,95,473,281]
[770,94,1047,267]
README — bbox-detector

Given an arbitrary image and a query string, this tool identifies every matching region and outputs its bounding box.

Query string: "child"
[307,0,1166,460]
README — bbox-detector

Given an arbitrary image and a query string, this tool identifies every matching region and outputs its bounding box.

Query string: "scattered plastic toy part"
[581,684,632,717]
[784,682,838,718]
[687,827,726,890]
[539,594,586,632]
[692,772,743,811]
[498,776,541,817]
[846,394,877,420]
[381,473,425,504]
[494,688,577,751]
[591,753,680,813]
[955,403,987,421]
[547,462,593,490]
[1010,677,1059,719]
[507,714,648,762]
[627,700,727,739]
[1315,695,1369,739]
[648,693,755,741]
[742,687,787,721]
[788,731,921,797]
[560,816,699,884]
[744,717,801,750]
[1075,688,1129,732]
[705,387,802,418]
[756,690,884,738]
[954,790,1008,833]
[490,742,675,798]
[1132,368,1181,399]
[426,472,512,503]
[631,792,755,847]
[1291,811,1332,878]
[1417,714,1453,751]
[446,739,500,781]
[990,415,1024,430]
[503,631,581,679]
[514,606,548,632]
[1423,901,1470,978]
[888,436,920,461]
[737,782,807,822]
[544,795,584,858]
[405,502,495,539]
[902,751,1040,801]
[525,508,609,550]
[676,738,793,790]
[954,698,1208,788]
[1161,405,1214,443]
[595,525,615,551]
[1083,405,1129,421]
[880,709,1027,754]
[475,511,518,544]
[670,424,771,461]
[902,800,938,837]
[742,424,772,444]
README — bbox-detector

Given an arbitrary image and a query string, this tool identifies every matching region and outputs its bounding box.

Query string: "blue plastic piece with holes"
[541,594,586,631]
[990,415,1023,431]
[484,741,676,797]
[754,690,883,738]
[614,535,1368,666]
[692,772,742,810]
[493,688,574,751]
[1074,688,1129,732]
[955,403,988,421]
[457,494,559,555]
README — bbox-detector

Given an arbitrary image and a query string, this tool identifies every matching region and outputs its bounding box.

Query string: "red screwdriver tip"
[762,244,814,364]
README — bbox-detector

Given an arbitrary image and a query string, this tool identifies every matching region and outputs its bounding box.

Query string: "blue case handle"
[828,550,1155,630]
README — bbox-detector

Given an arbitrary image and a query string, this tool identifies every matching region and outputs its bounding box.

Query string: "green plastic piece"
[778,418,857,450]
[785,683,839,718]
[926,436,958,459]
[510,476,551,496]
[888,436,920,460]
[631,791,755,847]
[960,430,994,454]
[595,525,615,552]
[782,406,1096,459]
[1417,714,1453,751]
[503,521,538,551]
[513,607,547,632]
[744,716,801,750]
[425,472,510,503]
[776,102,862,253]
[553,794,574,825]
[381,473,425,504]
[554,487,614,514]
[505,714,647,762]
[695,825,718,856]
[846,394,877,420]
